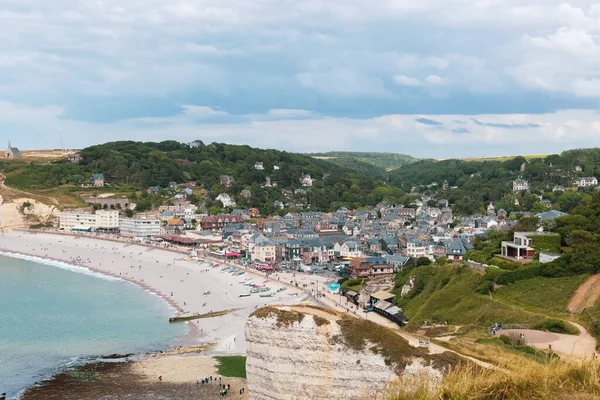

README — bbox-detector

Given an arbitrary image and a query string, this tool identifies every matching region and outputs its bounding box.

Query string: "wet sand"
[20,353,247,400]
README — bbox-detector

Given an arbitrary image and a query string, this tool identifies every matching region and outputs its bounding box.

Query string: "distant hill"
[310,151,418,171]
[0,140,397,214]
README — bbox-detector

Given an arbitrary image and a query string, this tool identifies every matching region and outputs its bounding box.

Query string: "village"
[53,173,580,280]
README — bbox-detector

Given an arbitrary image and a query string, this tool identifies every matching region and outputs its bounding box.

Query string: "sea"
[0,254,186,398]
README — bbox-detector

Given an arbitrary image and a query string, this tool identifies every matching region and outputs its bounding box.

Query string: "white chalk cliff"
[245,306,454,400]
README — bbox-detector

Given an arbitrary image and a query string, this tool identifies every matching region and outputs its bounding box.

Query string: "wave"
[0,251,122,282]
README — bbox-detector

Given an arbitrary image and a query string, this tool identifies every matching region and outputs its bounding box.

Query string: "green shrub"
[534,320,579,335]
[490,257,521,271]
[496,266,543,285]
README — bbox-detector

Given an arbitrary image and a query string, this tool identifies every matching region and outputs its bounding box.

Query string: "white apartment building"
[59,210,120,232]
[406,241,427,258]
[120,217,162,238]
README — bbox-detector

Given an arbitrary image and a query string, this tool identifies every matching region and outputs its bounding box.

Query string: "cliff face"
[245,306,454,400]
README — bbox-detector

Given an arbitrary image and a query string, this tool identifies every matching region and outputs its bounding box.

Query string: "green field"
[215,356,247,378]
[493,275,589,316]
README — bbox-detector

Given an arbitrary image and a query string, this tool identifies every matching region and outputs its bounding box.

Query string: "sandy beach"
[0,230,309,355]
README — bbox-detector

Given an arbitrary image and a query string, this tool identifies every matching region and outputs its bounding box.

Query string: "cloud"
[296,68,390,97]
[451,127,470,134]
[471,118,541,129]
[393,75,422,87]
[415,117,443,126]
[425,75,451,85]
[5,101,599,158]
[1,0,600,151]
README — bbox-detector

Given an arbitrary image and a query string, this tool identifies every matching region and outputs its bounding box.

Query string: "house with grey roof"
[535,210,568,220]
[446,238,469,262]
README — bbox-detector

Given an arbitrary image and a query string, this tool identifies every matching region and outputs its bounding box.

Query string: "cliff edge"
[245,305,462,400]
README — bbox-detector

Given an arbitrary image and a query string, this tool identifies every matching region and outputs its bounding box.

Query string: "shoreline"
[0,231,305,399]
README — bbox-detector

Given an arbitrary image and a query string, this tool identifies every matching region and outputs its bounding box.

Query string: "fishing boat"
[250,288,261,294]
[259,287,271,293]
[239,293,251,297]
[260,293,275,298]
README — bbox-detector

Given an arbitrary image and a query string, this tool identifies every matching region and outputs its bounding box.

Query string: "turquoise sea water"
[0,254,185,398]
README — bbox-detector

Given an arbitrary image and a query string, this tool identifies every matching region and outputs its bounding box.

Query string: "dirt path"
[568,274,600,313]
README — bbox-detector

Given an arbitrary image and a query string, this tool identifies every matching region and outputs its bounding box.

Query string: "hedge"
[528,233,561,254]
[496,265,543,285]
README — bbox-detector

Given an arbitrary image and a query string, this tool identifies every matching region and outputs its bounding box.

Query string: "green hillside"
[311,151,418,171]
[394,264,553,331]
[388,148,600,215]
[0,140,398,214]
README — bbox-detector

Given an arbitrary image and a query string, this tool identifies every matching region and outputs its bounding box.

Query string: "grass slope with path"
[395,265,559,333]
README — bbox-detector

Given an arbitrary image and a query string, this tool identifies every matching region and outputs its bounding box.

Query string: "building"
[446,238,469,262]
[120,216,161,238]
[67,153,82,164]
[59,209,119,232]
[251,237,276,263]
[340,241,363,258]
[406,240,427,258]
[6,141,22,158]
[240,189,252,198]
[553,185,565,192]
[254,162,264,170]
[91,173,105,187]
[219,175,235,187]
[348,258,394,278]
[199,214,244,231]
[300,173,314,187]
[535,210,568,220]
[574,177,598,187]
[500,232,559,262]
[512,177,529,192]
[216,193,236,208]
[540,252,562,264]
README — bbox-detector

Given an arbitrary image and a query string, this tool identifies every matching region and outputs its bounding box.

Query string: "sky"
[2,0,600,158]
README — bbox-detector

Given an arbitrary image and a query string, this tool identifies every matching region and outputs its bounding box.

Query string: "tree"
[416,257,432,266]
[514,217,540,232]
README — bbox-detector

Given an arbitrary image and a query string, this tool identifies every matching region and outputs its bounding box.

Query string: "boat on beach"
[260,293,274,297]
[239,293,251,297]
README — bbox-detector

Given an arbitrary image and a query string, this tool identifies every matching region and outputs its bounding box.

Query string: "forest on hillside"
[0,141,410,214]
[2,142,600,215]
[390,148,600,215]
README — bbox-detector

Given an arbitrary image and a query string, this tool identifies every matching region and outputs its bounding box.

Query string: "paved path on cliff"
[568,274,600,313]
[503,321,596,359]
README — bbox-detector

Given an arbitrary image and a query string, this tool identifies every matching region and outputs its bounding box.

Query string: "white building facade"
[120,218,161,238]
[59,210,120,232]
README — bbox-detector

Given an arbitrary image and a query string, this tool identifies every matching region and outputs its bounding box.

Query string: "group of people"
[490,322,504,336]
[196,376,244,397]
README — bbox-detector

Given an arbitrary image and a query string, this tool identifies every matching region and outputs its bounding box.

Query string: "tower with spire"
[6,141,22,159]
